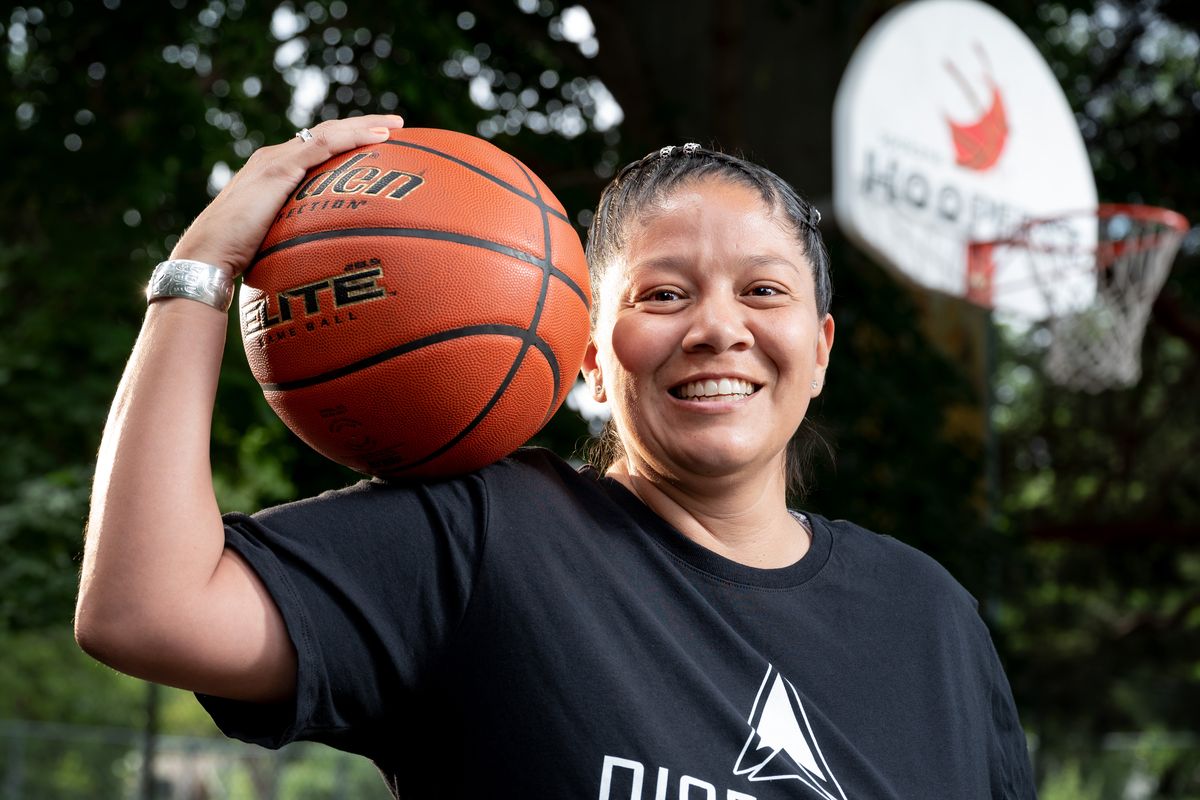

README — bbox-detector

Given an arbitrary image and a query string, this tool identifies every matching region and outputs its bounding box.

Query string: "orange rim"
[973,203,1190,249]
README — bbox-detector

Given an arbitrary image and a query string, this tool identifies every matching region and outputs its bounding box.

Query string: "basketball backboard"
[833,0,1098,321]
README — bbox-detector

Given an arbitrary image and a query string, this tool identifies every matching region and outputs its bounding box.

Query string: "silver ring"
[294,128,314,143]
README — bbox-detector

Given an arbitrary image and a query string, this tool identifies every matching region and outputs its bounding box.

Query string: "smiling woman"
[585,174,834,566]
[77,121,1037,800]
[585,145,833,506]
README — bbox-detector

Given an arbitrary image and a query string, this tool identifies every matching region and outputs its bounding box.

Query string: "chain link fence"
[0,720,391,800]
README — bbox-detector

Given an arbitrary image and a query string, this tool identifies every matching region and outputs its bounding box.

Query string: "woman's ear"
[812,313,835,394]
[582,339,605,402]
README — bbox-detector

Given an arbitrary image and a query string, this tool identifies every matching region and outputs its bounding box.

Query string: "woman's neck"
[607,458,809,569]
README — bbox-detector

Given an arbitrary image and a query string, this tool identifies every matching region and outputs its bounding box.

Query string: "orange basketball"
[239,128,591,479]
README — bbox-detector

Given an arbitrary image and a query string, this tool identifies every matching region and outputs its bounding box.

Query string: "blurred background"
[1,0,1198,797]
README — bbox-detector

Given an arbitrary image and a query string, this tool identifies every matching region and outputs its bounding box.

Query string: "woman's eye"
[643,289,682,302]
[747,285,781,297]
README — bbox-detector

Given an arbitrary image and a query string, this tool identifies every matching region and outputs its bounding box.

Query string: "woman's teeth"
[673,378,757,399]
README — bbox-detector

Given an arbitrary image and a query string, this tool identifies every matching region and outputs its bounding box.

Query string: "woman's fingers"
[172,115,406,278]
[287,114,406,164]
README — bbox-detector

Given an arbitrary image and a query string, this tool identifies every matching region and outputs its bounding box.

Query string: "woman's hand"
[171,114,405,278]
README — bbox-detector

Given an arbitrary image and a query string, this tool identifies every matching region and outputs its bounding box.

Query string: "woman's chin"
[657,441,782,484]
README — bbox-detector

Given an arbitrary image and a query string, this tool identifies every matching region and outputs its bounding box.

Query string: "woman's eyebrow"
[630,254,690,272]
[740,253,805,275]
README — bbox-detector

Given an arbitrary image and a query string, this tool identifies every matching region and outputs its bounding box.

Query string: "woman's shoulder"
[282,447,581,497]
[476,447,633,522]
[231,448,609,546]
[810,514,979,611]
[478,445,591,482]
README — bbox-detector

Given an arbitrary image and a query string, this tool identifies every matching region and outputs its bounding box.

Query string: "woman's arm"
[75,115,403,702]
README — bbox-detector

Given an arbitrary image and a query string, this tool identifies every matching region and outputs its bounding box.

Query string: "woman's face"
[584,177,835,485]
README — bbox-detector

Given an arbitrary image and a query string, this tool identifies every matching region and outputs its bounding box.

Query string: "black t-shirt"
[199,448,1036,799]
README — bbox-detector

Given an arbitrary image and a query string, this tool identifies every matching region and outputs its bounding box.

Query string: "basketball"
[238,128,591,479]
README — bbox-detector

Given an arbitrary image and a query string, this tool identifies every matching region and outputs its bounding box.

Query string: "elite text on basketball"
[242,262,389,335]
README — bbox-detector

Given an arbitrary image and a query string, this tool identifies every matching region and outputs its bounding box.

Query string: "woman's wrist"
[147,259,236,313]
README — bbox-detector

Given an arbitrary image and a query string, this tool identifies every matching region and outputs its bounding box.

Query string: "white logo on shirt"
[732,664,849,800]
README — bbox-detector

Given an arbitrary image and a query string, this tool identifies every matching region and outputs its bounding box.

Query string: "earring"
[810,380,819,390]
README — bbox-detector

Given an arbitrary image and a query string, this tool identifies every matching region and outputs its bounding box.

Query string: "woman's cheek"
[610,313,677,372]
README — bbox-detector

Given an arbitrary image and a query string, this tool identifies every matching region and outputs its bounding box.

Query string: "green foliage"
[0,629,144,725]
[275,745,393,799]
[1040,760,1103,800]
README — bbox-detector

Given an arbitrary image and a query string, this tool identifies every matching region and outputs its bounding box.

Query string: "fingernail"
[370,126,391,136]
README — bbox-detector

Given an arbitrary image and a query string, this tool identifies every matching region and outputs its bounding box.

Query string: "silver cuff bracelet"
[146,259,235,313]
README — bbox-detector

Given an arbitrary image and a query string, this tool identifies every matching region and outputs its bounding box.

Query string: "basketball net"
[968,204,1189,393]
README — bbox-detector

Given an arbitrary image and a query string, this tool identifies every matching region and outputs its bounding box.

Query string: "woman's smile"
[669,377,761,401]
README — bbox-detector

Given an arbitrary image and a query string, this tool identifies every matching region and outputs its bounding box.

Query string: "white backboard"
[833,0,1098,320]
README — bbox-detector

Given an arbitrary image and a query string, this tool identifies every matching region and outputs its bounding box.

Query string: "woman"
[76,116,1036,798]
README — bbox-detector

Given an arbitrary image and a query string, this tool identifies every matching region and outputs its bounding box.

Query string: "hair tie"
[658,143,703,159]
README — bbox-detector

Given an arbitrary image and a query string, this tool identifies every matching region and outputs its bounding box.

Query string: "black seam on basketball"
[398,335,561,472]
[260,323,559,392]
[512,156,562,425]
[383,139,570,224]
[402,160,560,472]
[250,226,589,310]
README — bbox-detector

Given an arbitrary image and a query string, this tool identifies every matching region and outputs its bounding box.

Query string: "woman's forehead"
[642,175,774,219]
[621,179,805,264]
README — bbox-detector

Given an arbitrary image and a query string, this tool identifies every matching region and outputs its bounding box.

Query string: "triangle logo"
[732,665,849,800]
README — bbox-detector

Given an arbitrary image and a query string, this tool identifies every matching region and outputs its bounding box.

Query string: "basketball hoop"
[968,204,1190,392]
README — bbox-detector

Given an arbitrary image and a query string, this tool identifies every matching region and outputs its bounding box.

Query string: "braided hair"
[583,144,834,498]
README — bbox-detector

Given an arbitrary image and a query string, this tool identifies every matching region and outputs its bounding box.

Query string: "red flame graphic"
[944,46,1009,172]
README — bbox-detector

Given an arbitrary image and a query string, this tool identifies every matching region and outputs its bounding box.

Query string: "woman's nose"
[681,294,753,353]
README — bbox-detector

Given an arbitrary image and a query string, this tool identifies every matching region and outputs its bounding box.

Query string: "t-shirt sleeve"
[195,472,489,755]
[984,634,1038,798]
